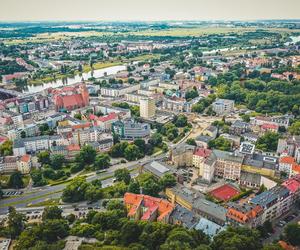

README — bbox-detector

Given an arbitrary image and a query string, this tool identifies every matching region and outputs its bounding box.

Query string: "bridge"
[0,88,22,100]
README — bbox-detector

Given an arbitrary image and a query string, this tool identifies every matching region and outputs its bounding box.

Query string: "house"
[90,113,118,131]
[100,84,140,97]
[226,202,263,228]
[17,154,31,174]
[204,125,218,139]
[124,192,175,223]
[260,123,279,134]
[239,171,277,190]
[0,156,18,173]
[193,148,212,175]
[243,133,259,144]
[279,155,300,177]
[277,136,300,163]
[195,135,213,148]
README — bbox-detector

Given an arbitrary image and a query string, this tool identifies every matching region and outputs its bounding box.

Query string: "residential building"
[226,202,263,228]
[100,84,140,97]
[170,144,195,168]
[212,99,234,115]
[140,98,156,119]
[17,154,32,174]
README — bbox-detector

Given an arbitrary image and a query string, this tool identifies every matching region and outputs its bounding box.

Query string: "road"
[0,153,166,214]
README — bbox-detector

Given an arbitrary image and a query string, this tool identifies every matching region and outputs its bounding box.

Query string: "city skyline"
[1,0,300,21]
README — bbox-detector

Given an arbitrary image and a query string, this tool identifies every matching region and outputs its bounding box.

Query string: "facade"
[170,144,195,168]
[162,97,192,113]
[212,99,234,115]
[140,98,156,119]
[17,154,32,174]
[100,84,140,97]
[112,120,150,140]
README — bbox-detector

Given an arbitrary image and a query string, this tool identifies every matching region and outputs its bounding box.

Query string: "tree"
[50,154,65,170]
[256,132,280,152]
[7,207,26,239]
[20,131,26,138]
[114,168,131,185]
[8,171,24,189]
[208,137,231,151]
[211,227,262,250]
[142,179,161,197]
[149,133,163,147]
[74,113,82,120]
[75,145,96,166]
[160,174,177,189]
[186,138,197,146]
[94,153,110,170]
[38,151,50,165]
[128,180,140,194]
[174,115,188,127]
[124,144,143,161]
[62,177,90,202]
[85,185,103,202]
[121,221,142,246]
[284,223,300,246]
[42,206,62,221]
[106,200,125,211]
[31,169,47,186]
[289,121,300,135]
[110,142,129,158]
[262,243,284,250]
[0,140,13,156]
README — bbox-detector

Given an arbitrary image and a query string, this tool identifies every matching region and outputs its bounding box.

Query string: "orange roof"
[72,122,91,130]
[279,241,298,250]
[124,192,174,222]
[194,148,211,158]
[280,156,296,165]
[67,144,80,151]
[226,205,263,224]
[20,154,30,163]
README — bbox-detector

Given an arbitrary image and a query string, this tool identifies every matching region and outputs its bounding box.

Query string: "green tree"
[124,144,143,161]
[186,138,197,146]
[50,154,65,170]
[211,227,262,250]
[75,145,96,166]
[38,151,50,165]
[84,185,103,202]
[62,177,90,202]
[128,180,140,194]
[94,153,110,170]
[0,140,13,156]
[8,171,24,189]
[114,168,131,185]
[289,121,300,135]
[256,132,280,152]
[149,133,163,147]
[7,206,26,239]
[208,137,231,151]
[284,223,300,246]
[262,243,284,250]
[160,174,177,189]
[30,169,47,186]
[120,221,142,246]
[74,113,82,120]
[42,206,62,221]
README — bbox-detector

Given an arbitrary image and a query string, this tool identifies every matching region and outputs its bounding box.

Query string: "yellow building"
[241,164,275,178]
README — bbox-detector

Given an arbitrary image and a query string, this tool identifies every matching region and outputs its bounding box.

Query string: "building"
[195,218,225,237]
[170,144,195,168]
[162,97,192,113]
[226,202,263,228]
[239,171,277,190]
[277,136,300,163]
[143,161,174,179]
[100,84,140,97]
[112,120,150,140]
[229,120,250,135]
[279,155,300,177]
[53,84,89,112]
[250,186,292,223]
[17,154,32,174]
[169,205,200,229]
[212,99,234,115]
[166,184,227,226]
[193,148,212,175]
[0,156,18,173]
[124,192,175,223]
[212,150,244,181]
[140,98,156,119]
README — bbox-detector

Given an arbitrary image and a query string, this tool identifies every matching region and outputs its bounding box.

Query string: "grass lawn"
[26,198,60,207]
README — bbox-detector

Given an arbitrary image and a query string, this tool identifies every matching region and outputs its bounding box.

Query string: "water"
[23,65,126,94]
[284,35,300,46]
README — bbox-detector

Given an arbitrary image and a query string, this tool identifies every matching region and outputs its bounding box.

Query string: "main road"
[0,154,167,214]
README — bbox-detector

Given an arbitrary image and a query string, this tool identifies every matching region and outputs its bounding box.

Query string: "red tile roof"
[194,148,212,158]
[20,154,31,163]
[98,112,118,123]
[261,123,278,130]
[67,144,80,151]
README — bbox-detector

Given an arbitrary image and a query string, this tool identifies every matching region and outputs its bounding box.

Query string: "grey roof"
[227,202,259,214]
[250,186,290,208]
[195,135,213,143]
[232,120,249,129]
[243,153,278,170]
[51,145,67,151]
[172,144,195,155]
[13,139,25,148]
[213,149,244,164]
[170,205,200,229]
[195,218,225,237]
[240,171,261,185]
[144,161,174,178]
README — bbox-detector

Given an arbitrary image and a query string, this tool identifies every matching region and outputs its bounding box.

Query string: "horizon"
[1,0,300,22]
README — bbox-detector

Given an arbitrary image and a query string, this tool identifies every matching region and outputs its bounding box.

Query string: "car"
[88,207,93,210]
[74,208,79,211]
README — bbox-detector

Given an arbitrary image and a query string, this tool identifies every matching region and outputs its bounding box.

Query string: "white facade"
[140,98,156,119]
[212,99,234,115]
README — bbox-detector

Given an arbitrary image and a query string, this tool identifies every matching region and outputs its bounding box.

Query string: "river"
[23,65,126,94]
[284,35,300,46]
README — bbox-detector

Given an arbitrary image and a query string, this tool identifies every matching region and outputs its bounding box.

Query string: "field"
[4,26,300,45]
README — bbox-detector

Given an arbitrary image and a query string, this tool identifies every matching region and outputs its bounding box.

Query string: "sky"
[0,0,300,22]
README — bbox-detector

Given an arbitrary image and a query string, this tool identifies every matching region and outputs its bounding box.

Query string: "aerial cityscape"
[0,1,300,250]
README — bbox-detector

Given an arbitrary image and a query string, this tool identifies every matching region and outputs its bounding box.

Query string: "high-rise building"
[140,97,156,119]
